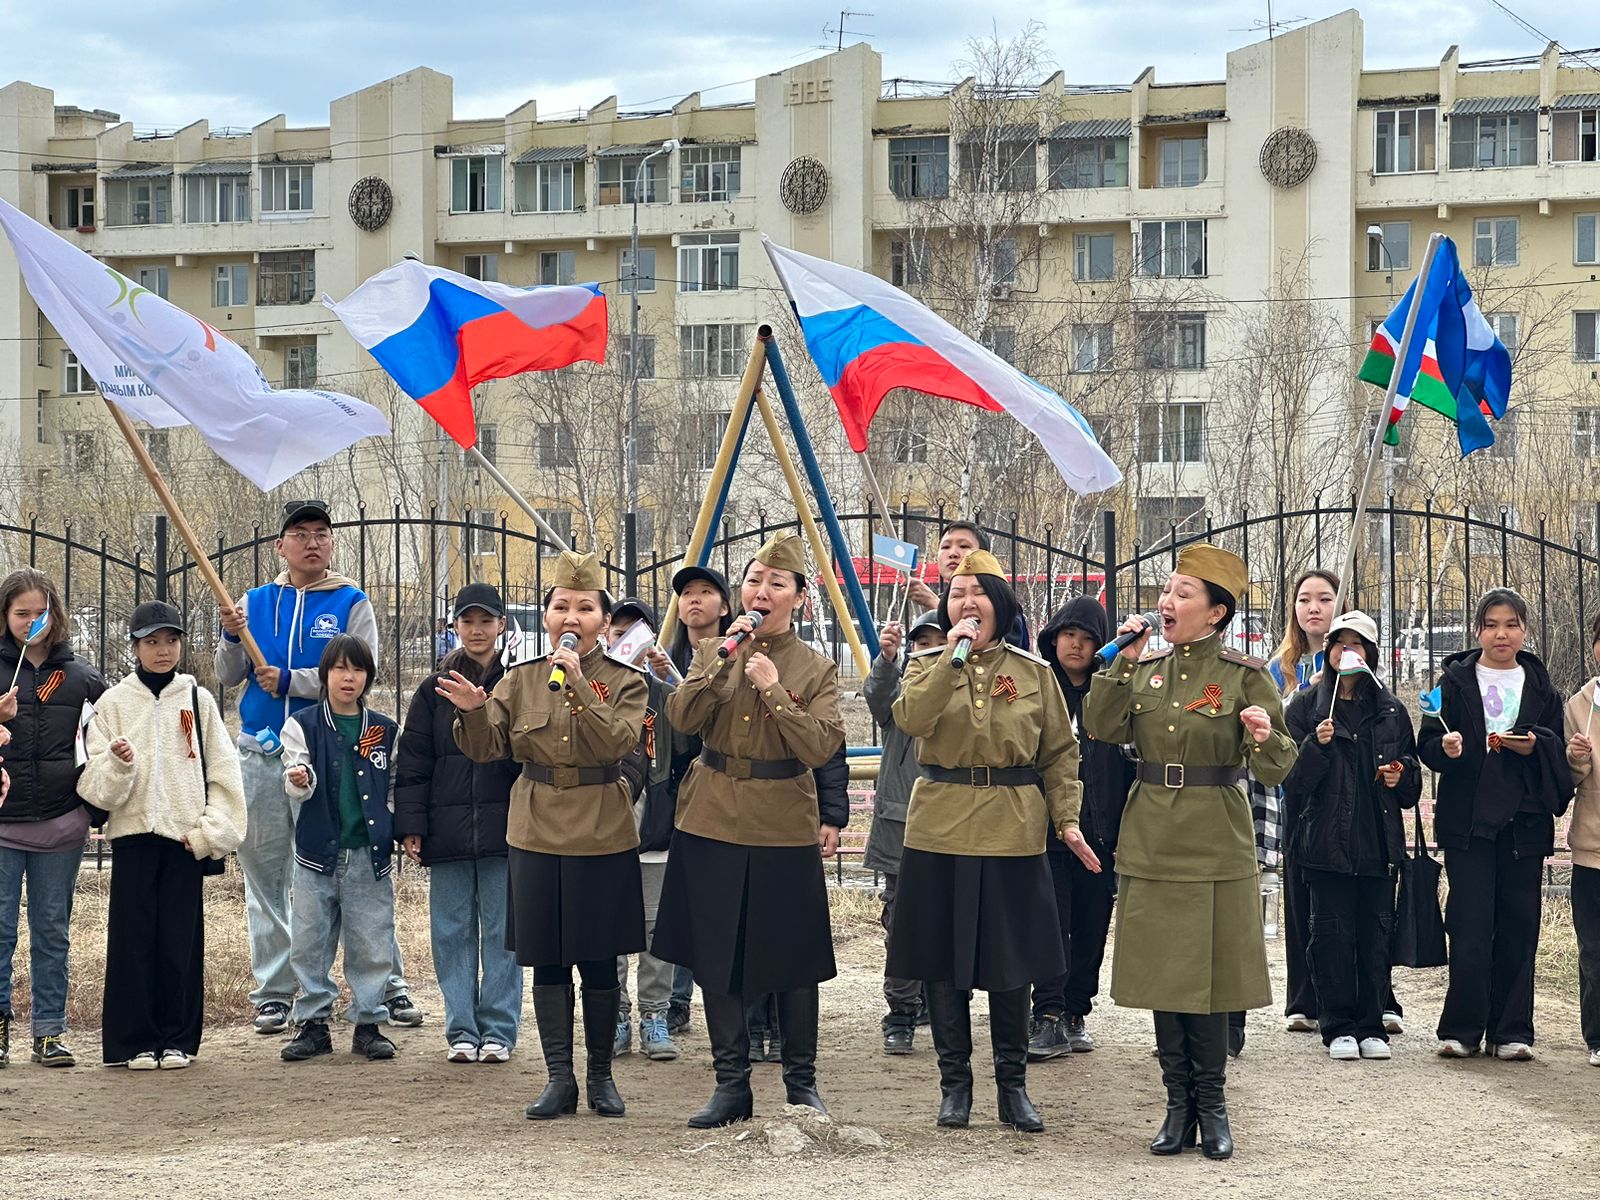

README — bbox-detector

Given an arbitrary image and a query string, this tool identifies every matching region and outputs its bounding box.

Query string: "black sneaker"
[666,1001,691,1035]
[254,1001,291,1035]
[1026,1016,1071,1062]
[31,1035,76,1067]
[353,1023,396,1061]
[0,1010,11,1068]
[281,1020,333,1062]
[883,1025,914,1056]
[1063,1014,1096,1053]
[385,994,423,1027]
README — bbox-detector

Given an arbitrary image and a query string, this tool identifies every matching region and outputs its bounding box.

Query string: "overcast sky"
[0,2,1589,129]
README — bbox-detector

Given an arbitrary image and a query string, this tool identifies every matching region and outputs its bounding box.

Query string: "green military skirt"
[1109,874,1272,1014]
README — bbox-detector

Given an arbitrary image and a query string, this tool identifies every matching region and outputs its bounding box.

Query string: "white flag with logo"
[0,198,389,489]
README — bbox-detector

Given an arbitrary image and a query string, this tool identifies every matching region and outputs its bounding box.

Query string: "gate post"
[154,514,170,601]
[622,510,639,598]
[1102,509,1118,619]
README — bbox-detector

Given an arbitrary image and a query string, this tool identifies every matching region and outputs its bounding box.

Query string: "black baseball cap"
[452,582,505,619]
[280,499,332,533]
[671,564,731,603]
[129,601,185,639]
[612,597,657,631]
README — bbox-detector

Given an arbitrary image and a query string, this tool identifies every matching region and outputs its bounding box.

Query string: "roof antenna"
[823,9,873,52]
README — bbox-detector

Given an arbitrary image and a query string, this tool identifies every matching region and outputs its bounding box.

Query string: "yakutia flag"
[0,199,389,490]
[1357,235,1509,457]
[762,237,1122,496]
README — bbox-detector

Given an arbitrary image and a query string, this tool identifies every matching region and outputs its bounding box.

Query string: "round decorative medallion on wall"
[1258,127,1318,189]
[779,156,830,215]
[348,175,394,231]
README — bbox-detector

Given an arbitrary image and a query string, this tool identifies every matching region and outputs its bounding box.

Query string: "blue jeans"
[429,857,522,1048]
[672,964,694,1008]
[0,842,85,1036]
[289,851,396,1026]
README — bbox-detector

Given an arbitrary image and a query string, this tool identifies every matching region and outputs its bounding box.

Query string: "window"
[62,430,97,471]
[619,336,656,380]
[975,414,1012,464]
[1048,138,1128,189]
[1138,496,1204,548]
[886,423,928,464]
[1374,107,1438,173]
[539,250,576,286]
[135,267,169,300]
[36,309,46,366]
[1469,507,1518,555]
[1364,512,1414,557]
[60,184,95,229]
[1367,222,1411,271]
[635,422,658,465]
[34,391,49,445]
[258,251,316,305]
[983,327,1017,365]
[1139,220,1207,277]
[1578,213,1599,266]
[634,508,657,553]
[1137,403,1205,463]
[477,425,498,465]
[1553,108,1600,163]
[1474,217,1518,267]
[1072,324,1114,373]
[536,422,577,468]
[677,233,739,292]
[468,509,498,556]
[214,264,248,307]
[679,146,741,203]
[958,133,1037,192]
[679,324,746,377]
[184,173,249,222]
[1574,409,1600,458]
[888,136,950,199]
[463,253,499,282]
[619,247,656,293]
[1578,311,1600,362]
[284,342,317,388]
[978,238,1019,288]
[1450,112,1537,169]
[1484,410,1517,459]
[693,411,732,469]
[104,176,171,226]
[62,350,93,394]
[260,164,314,214]
[450,156,504,213]
[1074,233,1115,281]
[517,161,582,213]
[1137,313,1207,370]
[597,155,664,206]
[1158,137,1208,187]
[1488,312,1519,356]
[535,508,574,546]
[139,428,170,472]
[889,237,929,287]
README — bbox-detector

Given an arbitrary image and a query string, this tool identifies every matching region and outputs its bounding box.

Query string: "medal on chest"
[1150,674,1164,690]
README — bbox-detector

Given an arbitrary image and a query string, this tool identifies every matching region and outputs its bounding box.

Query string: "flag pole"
[1334,231,1444,620]
[463,446,571,553]
[103,401,268,670]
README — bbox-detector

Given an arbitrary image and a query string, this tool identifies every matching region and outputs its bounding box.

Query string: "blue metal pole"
[698,398,757,568]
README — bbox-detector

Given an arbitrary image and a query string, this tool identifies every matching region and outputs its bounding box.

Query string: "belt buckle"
[970,766,992,788]
[1164,762,1185,789]
[725,757,752,780]
[551,766,581,788]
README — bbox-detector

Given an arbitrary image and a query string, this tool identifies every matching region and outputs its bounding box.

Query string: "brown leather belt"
[522,763,623,787]
[699,747,806,780]
[920,765,1043,789]
[1135,762,1246,789]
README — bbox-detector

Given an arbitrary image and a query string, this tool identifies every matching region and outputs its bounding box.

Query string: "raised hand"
[435,670,488,712]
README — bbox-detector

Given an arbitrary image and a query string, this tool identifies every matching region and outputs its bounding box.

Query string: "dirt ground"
[4,893,1599,1200]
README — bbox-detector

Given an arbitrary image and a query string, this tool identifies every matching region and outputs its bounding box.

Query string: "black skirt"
[652,830,837,995]
[505,846,645,968]
[887,846,1065,993]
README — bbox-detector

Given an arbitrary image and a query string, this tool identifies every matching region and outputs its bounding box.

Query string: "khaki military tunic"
[455,642,646,857]
[666,629,844,848]
[1084,633,1297,1012]
[893,641,1082,856]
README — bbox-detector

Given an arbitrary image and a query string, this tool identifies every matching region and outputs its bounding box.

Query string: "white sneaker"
[1328,1035,1360,1061]
[477,1041,511,1064]
[158,1049,190,1070]
[1358,1038,1391,1060]
[1437,1039,1477,1058]
[1382,1011,1404,1035]
[126,1051,159,1071]
[1495,1042,1534,1061]
[1285,1013,1318,1033]
[447,1040,478,1064]
[1588,1048,1600,1067]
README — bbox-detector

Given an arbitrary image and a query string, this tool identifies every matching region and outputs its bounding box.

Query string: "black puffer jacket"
[394,659,519,865]
[815,745,850,831]
[1284,677,1421,874]
[0,639,106,824]
[1038,596,1133,851]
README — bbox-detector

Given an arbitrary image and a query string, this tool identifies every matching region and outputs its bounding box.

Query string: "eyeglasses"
[282,531,333,546]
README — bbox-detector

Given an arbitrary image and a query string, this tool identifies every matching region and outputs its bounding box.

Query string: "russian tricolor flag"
[762,237,1121,496]
[325,261,607,448]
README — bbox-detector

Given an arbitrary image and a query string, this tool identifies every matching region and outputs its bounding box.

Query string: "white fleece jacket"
[78,672,247,860]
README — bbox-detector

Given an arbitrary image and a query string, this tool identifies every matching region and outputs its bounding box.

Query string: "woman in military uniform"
[652,533,845,1129]
[1084,544,1296,1161]
[887,550,1099,1134]
[441,551,647,1121]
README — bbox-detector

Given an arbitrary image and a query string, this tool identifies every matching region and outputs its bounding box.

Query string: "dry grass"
[1537,896,1582,1001]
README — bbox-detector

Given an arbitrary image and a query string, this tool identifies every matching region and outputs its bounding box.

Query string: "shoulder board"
[910,645,946,659]
[604,656,648,675]
[1003,643,1048,667]
[1218,646,1268,670]
[506,653,551,671]
[1137,647,1173,663]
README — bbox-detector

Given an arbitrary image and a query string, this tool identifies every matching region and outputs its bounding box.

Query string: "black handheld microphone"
[547,632,580,692]
[717,611,766,659]
[950,619,978,671]
[1096,612,1162,665]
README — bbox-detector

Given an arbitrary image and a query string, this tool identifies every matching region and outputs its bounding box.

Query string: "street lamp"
[624,137,678,591]
[1367,224,1398,668]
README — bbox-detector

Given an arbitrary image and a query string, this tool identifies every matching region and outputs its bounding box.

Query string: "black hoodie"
[1038,596,1134,851]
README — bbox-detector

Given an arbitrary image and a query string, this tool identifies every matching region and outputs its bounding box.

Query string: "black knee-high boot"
[1149,1011,1197,1154]
[687,990,755,1128]
[990,986,1044,1133]
[1185,1012,1234,1160]
[925,981,972,1128]
[525,985,579,1119]
[581,986,625,1117]
[775,986,826,1112]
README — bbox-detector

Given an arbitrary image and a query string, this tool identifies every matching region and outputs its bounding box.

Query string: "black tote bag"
[1392,806,1447,968]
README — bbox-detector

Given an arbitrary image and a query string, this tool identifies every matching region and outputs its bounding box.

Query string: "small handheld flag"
[7,602,50,691]
[1329,647,1376,719]
[872,534,920,575]
[1420,685,1452,734]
